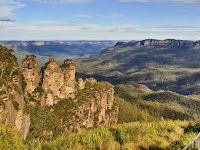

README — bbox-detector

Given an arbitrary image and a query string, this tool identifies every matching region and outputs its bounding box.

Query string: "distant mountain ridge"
[75,38,200,95]
[0,41,118,47]
[0,40,118,58]
[116,39,200,47]
[0,40,118,69]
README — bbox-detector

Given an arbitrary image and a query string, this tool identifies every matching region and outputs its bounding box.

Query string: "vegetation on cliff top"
[2,120,198,150]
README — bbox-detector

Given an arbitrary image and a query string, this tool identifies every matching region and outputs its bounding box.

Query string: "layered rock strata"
[22,55,118,135]
[22,55,40,93]
[116,39,200,47]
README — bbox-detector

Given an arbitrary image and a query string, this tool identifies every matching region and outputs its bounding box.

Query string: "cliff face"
[0,45,118,141]
[22,55,40,93]
[41,57,76,105]
[21,55,118,138]
[64,78,118,134]
[0,41,118,47]
[116,39,200,47]
[0,46,30,141]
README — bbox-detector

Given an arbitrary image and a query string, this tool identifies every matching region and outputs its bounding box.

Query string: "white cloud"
[0,0,25,17]
[0,17,16,22]
[0,20,136,34]
[1,21,200,40]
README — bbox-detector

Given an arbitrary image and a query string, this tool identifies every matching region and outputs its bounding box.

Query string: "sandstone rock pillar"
[22,55,40,93]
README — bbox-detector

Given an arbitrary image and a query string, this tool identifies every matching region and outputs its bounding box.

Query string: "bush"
[33,86,44,97]
[12,100,19,111]
[0,98,5,108]
[0,125,24,149]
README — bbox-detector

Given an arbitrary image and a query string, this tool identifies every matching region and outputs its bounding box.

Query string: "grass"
[25,120,197,150]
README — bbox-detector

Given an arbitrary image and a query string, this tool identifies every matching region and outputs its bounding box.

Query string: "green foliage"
[115,82,153,100]
[26,104,63,141]
[75,43,200,95]
[52,98,77,123]
[0,45,18,78]
[26,120,194,150]
[0,77,5,86]
[21,74,27,92]
[75,80,113,105]
[12,100,19,111]
[0,125,24,150]
[0,98,5,108]
[12,83,22,94]
[115,84,196,123]
[33,86,44,97]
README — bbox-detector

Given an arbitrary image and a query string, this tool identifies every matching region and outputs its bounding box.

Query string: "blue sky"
[1,0,200,40]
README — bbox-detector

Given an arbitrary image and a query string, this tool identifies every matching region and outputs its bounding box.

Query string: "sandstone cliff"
[116,39,200,47]
[0,41,117,47]
[0,45,118,141]
[21,55,118,138]
[22,55,40,93]
[0,46,30,141]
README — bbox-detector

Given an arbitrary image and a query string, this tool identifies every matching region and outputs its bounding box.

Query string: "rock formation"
[41,57,76,105]
[22,56,118,134]
[0,46,30,141]
[60,59,76,99]
[42,56,64,105]
[1,49,118,140]
[22,55,40,93]
[64,78,118,133]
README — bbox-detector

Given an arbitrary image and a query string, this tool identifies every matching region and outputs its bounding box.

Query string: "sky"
[1,0,200,40]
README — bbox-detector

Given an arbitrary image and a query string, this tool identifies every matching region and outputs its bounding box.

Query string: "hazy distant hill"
[0,41,117,56]
[0,40,117,69]
[75,39,200,95]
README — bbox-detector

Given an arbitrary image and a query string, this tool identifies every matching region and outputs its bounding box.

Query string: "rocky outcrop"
[28,56,118,133]
[0,46,118,141]
[0,46,30,141]
[63,78,118,134]
[42,56,64,105]
[42,57,76,105]
[22,55,40,93]
[60,59,76,99]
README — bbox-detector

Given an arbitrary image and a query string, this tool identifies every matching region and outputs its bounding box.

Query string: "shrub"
[0,125,24,149]
[12,100,19,111]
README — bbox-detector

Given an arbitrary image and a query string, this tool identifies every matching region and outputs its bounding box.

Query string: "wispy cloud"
[0,17,16,22]
[96,13,123,18]
[72,14,91,18]
[36,21,78,26]
[0,0,25,17]
[109,26,135,32]
[156,25,200,29]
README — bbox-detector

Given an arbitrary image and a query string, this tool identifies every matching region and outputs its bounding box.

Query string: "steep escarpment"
[116,39,200,47]
[0,45,118,141]
[0,46,30,140]
[75,39,200,95]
